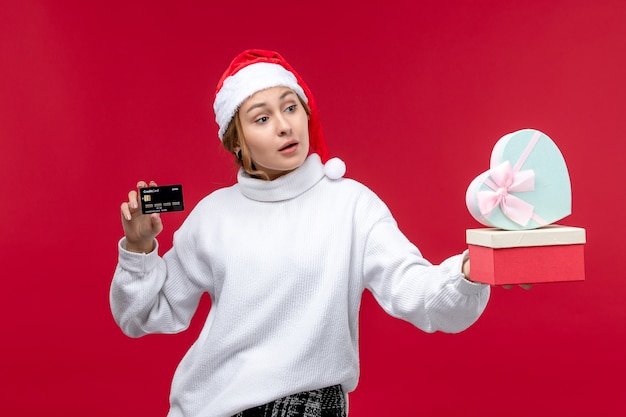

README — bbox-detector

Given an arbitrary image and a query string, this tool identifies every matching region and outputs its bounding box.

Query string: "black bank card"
[140,184,184,214]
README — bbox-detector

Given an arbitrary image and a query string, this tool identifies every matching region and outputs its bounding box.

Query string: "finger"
[120,202,132,222]
[150,212,163,233]
[150,212,161,224]
[502,284,513,289]
[149,180,158,187]
[128,189,139,210]
[133,181,153,210]
[520,284,533,290]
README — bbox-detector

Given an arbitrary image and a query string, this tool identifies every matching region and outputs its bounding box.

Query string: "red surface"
[2,1,625,416]
[469,244,585,285]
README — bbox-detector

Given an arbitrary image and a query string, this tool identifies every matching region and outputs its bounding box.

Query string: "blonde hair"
[221,95,311,180]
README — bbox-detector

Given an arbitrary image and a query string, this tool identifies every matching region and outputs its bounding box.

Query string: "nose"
[276,113,292,136]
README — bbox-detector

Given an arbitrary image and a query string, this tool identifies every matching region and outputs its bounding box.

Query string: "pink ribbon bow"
[477,161,536,226]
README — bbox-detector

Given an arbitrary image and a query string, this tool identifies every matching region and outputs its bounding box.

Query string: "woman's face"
[237,86,309,180]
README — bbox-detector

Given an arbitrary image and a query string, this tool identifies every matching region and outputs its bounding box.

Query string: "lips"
[279,140,298,153]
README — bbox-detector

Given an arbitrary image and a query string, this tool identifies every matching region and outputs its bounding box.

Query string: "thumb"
[150,213,164,233]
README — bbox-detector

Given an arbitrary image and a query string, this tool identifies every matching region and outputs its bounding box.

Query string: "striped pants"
[232,385,346,417]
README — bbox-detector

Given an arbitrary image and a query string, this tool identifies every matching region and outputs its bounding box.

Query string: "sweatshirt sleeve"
[363,217,490,334]
[109,237,206,338]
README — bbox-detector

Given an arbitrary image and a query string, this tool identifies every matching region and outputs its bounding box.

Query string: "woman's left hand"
[502,284,533,290]
[463,259,533,289]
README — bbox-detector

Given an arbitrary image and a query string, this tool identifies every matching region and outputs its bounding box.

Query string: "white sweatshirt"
[110,154,490,417]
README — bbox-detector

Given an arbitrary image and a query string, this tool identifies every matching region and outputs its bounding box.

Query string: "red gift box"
[466,225,586,285]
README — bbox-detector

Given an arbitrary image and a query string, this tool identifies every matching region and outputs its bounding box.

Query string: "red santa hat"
[213,49,345,179]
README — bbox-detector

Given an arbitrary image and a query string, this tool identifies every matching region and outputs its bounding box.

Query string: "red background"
[2,1,625,415]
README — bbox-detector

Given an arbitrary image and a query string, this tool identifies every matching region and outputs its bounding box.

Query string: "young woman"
[110,49,490,417]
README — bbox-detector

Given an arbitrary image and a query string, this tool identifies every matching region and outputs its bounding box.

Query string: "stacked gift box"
[465,129,586,285]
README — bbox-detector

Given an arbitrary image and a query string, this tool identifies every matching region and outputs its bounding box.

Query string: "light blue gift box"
[466,129,571,231]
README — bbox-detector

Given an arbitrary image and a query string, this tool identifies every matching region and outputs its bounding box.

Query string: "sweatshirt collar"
[237,154,325,202]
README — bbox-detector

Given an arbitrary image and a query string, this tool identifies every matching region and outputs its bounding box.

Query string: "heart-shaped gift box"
[465,129,571,230]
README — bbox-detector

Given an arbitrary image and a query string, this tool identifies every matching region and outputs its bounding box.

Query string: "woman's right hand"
[120,180,164,253]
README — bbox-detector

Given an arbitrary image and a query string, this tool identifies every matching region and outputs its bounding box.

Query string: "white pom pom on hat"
[323,157,346,180]
[213,49,345,179]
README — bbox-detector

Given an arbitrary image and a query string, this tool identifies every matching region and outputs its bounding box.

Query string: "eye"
[255,116,269,124]
[285,104,297,113]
